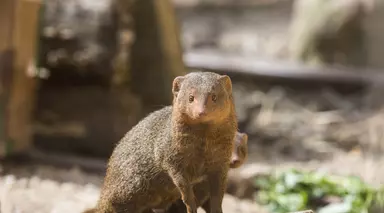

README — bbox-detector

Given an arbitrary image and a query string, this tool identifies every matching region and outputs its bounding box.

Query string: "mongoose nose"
[196,109,207,118]
[231,159,240,167]
[198,111,206,116]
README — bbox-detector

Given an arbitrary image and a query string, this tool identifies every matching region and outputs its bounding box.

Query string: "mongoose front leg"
[168,171,197,213]
[208,170,227,213]
[201,200,211,213]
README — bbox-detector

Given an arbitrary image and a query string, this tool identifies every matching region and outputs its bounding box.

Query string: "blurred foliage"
[253,169,384,213]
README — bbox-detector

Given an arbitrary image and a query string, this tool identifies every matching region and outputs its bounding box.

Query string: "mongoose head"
[230,132,248,168]
[172,72,233,124]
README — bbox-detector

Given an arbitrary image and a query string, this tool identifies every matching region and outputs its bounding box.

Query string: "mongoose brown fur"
[155,132,248,213]
[90,72,237,213]
[83,132,247,213]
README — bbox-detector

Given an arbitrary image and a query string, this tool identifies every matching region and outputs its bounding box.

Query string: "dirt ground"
[0,162,269,213]
[1,153,384,213]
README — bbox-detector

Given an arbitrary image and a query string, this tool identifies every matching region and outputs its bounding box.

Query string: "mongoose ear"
[172,76,185,96]
[218,75,232,93]
[242,133,248,144]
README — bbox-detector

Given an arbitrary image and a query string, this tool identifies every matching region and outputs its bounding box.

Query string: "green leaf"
[283,171,304,189]
[256,191,271,204]
[253,175,273,189]
[341,176,367,194]
[275,192,308,212]
[274,182,288,193]
[318,202,352,213]
[252,169,383,213]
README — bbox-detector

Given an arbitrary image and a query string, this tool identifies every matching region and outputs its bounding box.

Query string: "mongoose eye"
[238,147,245,156]
[189,95,194,103]
[212,94,217,102]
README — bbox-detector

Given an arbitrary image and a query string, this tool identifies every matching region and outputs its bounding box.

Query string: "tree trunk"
[130,0,186,107]
[0,0,41,158]
[289,0,371,68]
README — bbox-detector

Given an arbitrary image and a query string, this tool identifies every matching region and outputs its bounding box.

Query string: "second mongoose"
[92,71,238,213]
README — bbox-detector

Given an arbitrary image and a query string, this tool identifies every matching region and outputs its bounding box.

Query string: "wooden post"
[0,0,16,157]
[0,0,41,157]
[131,0,186,107]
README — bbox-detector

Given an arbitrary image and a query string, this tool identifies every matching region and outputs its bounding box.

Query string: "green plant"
[253,169,384,213]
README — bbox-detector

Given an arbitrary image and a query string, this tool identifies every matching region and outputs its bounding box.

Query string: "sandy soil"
[1,152,383,213]
[0,162,269,213]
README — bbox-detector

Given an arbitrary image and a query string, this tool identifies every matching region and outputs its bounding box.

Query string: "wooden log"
[27,148,107,173]
[183,50,384,86]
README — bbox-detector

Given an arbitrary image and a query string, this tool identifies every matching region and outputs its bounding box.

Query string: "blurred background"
[1,0,384,212]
